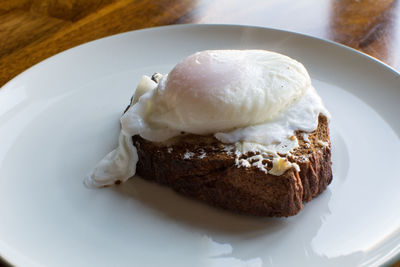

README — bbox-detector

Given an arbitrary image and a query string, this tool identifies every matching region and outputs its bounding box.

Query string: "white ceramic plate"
[0,25,399,267]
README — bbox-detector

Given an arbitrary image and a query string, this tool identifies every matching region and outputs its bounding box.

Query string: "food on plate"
[85,50,332,217]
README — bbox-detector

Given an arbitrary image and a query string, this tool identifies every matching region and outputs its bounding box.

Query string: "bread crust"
[133,115,332,217]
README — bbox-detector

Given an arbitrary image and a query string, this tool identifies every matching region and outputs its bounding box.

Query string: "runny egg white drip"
[84,50,330,188]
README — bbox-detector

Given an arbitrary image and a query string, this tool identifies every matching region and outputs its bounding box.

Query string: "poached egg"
[85,50,329,187]
[121,50,311,141]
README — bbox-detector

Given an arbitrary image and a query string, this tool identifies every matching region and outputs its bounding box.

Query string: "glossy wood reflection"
[1,0,400,86]
[329,0,399,65]
[0,0,399,266]
[179,0,400,68]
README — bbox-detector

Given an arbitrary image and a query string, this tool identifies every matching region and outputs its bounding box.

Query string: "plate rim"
[1,23,400,93]
[0,23,399,267]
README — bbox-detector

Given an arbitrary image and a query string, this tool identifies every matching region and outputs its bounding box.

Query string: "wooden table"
[1,0,399,86]
[0,0,399,266]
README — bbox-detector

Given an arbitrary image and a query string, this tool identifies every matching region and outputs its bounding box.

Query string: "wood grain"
[329,0,399,65]
[0,0,202,85]
[1,0,399,86]
[0,0,399,266]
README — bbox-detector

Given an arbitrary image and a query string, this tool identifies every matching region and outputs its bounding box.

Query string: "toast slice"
[131,115,332,217]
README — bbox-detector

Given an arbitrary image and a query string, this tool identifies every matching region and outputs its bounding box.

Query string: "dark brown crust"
[133,115,332,217]
[297,145,332,203]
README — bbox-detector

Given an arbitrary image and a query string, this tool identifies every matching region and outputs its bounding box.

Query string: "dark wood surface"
[0,0,399,266]
[1,0,399,86]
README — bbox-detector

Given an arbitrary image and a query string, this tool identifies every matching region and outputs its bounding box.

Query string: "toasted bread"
[132,115,332,217]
